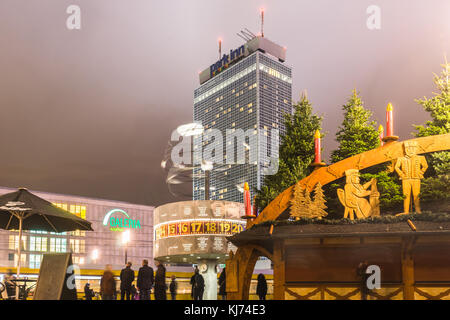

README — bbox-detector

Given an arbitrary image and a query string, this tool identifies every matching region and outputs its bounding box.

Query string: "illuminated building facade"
[0,186,154,271]
[193,36,292,203]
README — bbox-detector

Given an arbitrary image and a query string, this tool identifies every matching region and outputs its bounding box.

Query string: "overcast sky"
[0,0,448,206]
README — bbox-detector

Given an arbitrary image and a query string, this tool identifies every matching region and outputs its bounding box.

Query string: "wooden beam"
[401,237,416,300]
[273,240,285,300]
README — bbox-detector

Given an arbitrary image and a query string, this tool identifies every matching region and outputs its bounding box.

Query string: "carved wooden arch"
[227,133,450,300]
[248,133,450,229]
[226,244,273,300]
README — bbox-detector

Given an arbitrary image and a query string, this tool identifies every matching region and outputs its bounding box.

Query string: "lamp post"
[122,230,130,265]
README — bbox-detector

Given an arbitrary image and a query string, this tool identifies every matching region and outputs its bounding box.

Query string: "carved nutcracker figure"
[337,169,380,220]
[394,141,428,213]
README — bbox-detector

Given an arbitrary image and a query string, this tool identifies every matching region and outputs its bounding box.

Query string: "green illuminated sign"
[103,209,141,231]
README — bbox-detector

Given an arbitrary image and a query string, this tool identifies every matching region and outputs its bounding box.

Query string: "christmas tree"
[414,59,450,202]
[290,182,306,220]
[256,92,323,210]
[311,182,328,219]
[331,89,379,163]
[326,89,403,217]
[303,188,313,219]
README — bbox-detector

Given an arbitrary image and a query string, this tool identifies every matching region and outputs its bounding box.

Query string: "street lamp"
[122,230,130,265]
[91,249,99,266]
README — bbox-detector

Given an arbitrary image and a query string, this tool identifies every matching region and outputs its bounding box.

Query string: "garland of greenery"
[254,211,450,229]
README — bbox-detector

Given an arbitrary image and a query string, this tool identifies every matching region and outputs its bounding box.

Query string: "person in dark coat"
[190,267,205,300]
[154,260,167,300]
[130,284,138,300]
[4,269,16,300]
[256,273,267,300]
[84,282,95,300]
[190,267,197,299]
[218,267,227,300]
[100,264,116,300]
[120,262,135,300]
[357,261,370,300]
[137,259,154,300]
[169,275,178,300]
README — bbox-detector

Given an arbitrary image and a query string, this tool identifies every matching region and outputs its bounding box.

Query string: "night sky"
[0,0,448,207]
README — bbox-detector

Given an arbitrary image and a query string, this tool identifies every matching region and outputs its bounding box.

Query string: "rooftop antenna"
[238,31,252,41]
[244,28,256,38]
[236,33,248,42]
[260,7,264,37]
[241,30,254,39]
[218,38,222,59]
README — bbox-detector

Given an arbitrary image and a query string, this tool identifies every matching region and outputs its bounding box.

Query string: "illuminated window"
[9,235,27,250]
[70,239,81,253]
[14,254,26,267]
[53,203,86,220]
[30,236,47,252]
[50,238,67,253]
[29,254,43,269]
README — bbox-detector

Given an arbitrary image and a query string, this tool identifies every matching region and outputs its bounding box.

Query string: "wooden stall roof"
[228,220,450,248]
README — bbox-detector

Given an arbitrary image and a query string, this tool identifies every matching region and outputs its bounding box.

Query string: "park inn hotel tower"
[193,36,292,203]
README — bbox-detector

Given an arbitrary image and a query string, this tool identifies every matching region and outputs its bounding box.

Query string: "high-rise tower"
[193,36,292,203]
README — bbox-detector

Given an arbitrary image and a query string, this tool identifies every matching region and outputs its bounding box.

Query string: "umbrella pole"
[16,215,23,300]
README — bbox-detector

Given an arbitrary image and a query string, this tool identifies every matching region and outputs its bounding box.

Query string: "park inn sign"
[102,208,141,231]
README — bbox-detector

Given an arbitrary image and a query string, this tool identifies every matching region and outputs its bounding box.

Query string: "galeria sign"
[103,209,141,231]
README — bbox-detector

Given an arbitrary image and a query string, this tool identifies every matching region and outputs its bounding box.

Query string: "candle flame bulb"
[314,130,320,139]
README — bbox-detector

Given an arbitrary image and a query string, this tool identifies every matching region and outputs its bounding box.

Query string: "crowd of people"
[87,259,169,300]
[83,261,268,301]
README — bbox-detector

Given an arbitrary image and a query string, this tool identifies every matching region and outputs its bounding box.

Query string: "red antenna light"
[218,38,222,59]
[260,7,265,37]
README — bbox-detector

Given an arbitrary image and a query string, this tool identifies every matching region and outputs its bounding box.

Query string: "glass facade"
[193,50,292,203]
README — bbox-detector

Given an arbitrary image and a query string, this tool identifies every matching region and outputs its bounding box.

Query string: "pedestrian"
[191,267,205,300]
[120,261,135,300]
[256,273,267,300]
[130,284,138,300]
[357,261,370,300]
[137,259,154,300]
[190,267,197,300]
[154,260,167,300]
[84,282,95,300]
[4,269,16,300]
[100,264,116,300]
[218,267,226,300]
[169,275,178,300]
